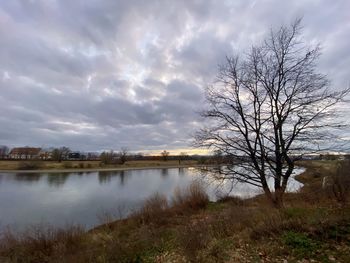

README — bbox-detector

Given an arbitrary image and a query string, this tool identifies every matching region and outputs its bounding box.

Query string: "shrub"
[78,163,84,169]
[330,160,350,204]
[172,181,209,210]
[17,161,42,170]
[136,193,169,225]
[0,225,85,262]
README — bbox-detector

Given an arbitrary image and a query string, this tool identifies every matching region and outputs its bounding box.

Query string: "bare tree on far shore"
[195,18,349,208]
[119,147,129,164]
[161,150,170,161]
[179,152,188,164]
[52,147,71,162]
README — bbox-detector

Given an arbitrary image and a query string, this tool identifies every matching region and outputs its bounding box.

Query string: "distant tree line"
[1,145,348,164]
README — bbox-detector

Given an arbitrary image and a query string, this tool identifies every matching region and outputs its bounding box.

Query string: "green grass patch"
[206,201,226,212]
[282,231,320,258]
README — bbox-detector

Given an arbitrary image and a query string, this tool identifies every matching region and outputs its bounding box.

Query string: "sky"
[0,0,349,154]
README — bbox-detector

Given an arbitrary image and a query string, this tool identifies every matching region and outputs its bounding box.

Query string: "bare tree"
[195,19,349,208]
[161,150,170,161]
[0,145,9,159]
[179,152,188,164]
[119,147,129,164]
[100,150,115,165]
[52,147,71,162]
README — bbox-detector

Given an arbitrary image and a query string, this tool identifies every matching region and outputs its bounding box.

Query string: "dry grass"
[133,181,209,226]
[135,192,170,225]
[172,181,209,211]
[17,161,43,170]
[0,225,85,263]
[329,160,350,204]
[0,159,198,171]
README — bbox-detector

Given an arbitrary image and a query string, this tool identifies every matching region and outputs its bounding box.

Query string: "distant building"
[38,148,54,160]
[68,152,86,160]
[9,147,41,160]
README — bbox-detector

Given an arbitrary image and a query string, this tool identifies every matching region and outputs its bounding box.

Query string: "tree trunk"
[272,189,284,209]
[263,185,285,208]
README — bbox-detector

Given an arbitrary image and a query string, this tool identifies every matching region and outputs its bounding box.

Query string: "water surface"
[0,167,303,231]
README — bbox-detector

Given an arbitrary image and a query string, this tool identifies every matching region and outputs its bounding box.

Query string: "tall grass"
[134,181,209,225]
[136,192,169,225]
[330,160,350,204]
[172,181,209,210]
[0,225,85,263]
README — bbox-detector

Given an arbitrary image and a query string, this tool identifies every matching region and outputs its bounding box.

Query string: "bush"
[17,161,42,170]
[136,193,169,225]
[331,160,350,204]
[172,181,209,210]
[0,225,85,262]
[78,163,84,169]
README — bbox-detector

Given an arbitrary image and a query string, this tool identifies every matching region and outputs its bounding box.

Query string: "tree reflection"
[47,173,70,188]
[119,171,126,185]
[98,171,113,184]
[178,167,185,176]
[14,173,42,183]
[161,168,169,177]
[98,170,130,186]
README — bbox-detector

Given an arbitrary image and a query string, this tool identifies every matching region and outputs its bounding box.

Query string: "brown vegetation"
[0,225,85,263]
[0,159,199,171]
[17,161,43,170]
[172,181,209,211]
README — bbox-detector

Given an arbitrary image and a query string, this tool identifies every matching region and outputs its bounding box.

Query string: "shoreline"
[0,164,210,174]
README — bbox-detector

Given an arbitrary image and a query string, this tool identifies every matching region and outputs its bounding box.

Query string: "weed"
[0,225,85,263]
[172,181,209,211]
[178,221,210,261]
[135,193,169,225]
[282,231,319,257]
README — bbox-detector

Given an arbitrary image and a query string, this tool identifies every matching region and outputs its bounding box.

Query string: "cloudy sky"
[0,0,349,153]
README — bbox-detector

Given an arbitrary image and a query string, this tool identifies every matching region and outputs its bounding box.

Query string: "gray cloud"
[0,0,349,152]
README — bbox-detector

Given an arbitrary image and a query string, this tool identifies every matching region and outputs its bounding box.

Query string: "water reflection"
[47,173,70,187]
[161,168,169,177]
[0,171,135,188]
[14,173,42,183]
[0,167,304,231]
[98,170,129,185]
[178,167,185,176]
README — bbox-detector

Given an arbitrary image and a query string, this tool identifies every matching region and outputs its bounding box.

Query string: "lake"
[0,167,304,231]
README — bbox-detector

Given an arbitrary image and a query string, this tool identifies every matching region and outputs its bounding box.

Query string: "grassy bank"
[0,160,199,172]
[1,160,349,262]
